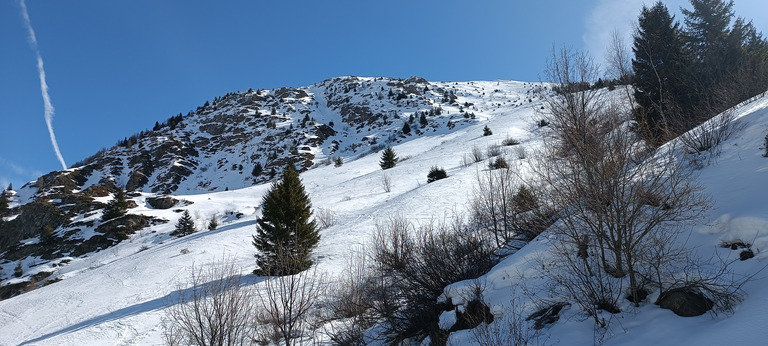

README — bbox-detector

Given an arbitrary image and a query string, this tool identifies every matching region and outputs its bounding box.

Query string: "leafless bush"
[469,294,541,346]
[314,208,336,230]
[486,144,502,157]
[381,174,392,193]
[322,250,379,345]
[679,108,744,161]
[471,166,553,249]
[163,259,255,346]
[470,145,484,163]
[255,250,325,346]
[369,214,498,343]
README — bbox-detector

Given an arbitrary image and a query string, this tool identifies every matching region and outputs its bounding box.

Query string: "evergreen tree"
[419,113,428,127]
[379,146,398,170]
[632,1,688,143]
[0,189,9,214]
[207,214,218,230]
[402,121,411,135]
[102,189,129,221]
[173,210,196,237]
[483,125,493,136]
[252,164,319,276]
[252,162,263,177]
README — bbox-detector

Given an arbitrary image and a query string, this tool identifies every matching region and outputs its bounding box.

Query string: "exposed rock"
[527,302,569,329]
[146,196,179,209]
[658,288,714,317]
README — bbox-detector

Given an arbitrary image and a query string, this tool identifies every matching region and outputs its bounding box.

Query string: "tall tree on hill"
[252,164,319,276]
[102,189,129,221]
[632,1,688,143]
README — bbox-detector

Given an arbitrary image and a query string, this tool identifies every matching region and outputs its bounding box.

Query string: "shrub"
[483,125,493,136]
[14,262,22,278]
[333,156,344,167]
[470,145,484,163]
[489,157,509,170]
[502,137,521,146]
[486,144,502,157]
[426,166,448,183]
[370,215,497,343]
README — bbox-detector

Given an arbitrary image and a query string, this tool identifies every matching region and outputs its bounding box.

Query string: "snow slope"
[1,82,768,345]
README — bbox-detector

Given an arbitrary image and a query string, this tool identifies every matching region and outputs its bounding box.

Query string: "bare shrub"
[679,108,744,161]
[471,165,553,249]
[163,259,255,346]
[381,174,392,193]
[255,249,325,346]
[502,137,521,146]
[470,145,484,163]
[314,208,336,230]
[486,144,502,157]
[369,215,498,343]
[322,250,378,345]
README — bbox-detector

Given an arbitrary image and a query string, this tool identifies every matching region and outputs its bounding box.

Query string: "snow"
[2,81,768,345]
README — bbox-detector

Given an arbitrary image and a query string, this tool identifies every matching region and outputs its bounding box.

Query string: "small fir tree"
[173,210,196,237]
[14,262,23,278]
[102,189,129,221]
[333,156,344,167]
[379,146,398,170]
[252,162,263,177]
[207,215,218,230]
[252,164,319,276]
[402,121,411,135]
[419,113,428,127]
[483,125,493,136]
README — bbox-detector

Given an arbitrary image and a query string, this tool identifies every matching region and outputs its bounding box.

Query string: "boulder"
[658,288,714,317]
[146,196,179,209]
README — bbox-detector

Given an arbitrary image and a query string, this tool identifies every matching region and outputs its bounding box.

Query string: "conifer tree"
[102,189,129,221]
[402,121,411,135]
[0,189,9,214]
[632,1,688,143]
[379,146,398,170]
[252,164,319,276]
[173,210,196,237]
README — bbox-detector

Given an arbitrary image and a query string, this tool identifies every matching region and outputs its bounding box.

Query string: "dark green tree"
[173,210,196,237]
[0,189,9,214]
[402,121,411,135]
[419,113,428,127]
[102,189,129,221]
[252,162,263,177]
[252,164,319,276]
[632,1,688,143]
[379,146,398,170]
[483,125,493,136]
[426,166,448,183]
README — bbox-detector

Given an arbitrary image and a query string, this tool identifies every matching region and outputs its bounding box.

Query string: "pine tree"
[483,125,493,136]
[0,189,9,214]
[379,146,398,170]
[252,162,263,177]
[419,113,428,127]
[102,189,129,221]
[632,1,688,143]
[402,121,411,135]
[252,164,319,276]
[173,210,196,237]
[207,214,218,230]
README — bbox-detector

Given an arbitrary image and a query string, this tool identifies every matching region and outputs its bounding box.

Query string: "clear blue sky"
[2,0,767,189]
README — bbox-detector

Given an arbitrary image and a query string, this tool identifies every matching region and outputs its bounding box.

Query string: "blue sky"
[1,0,767,190]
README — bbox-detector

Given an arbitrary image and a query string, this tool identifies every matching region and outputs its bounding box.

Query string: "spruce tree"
[102,189,129,221]
[0,190,9,214]
[632,1,688,143]
[252,164,319,276]
[379,146,398,170]
[173,210,196,237]
[402,121,411,135]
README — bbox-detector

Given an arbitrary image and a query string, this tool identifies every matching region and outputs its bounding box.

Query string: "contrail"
[19,0,67,170]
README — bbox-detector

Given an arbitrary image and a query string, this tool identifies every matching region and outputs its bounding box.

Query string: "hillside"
[0,77,767,345]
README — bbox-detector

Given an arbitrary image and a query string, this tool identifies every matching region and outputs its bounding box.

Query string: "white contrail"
[19,0,67,170]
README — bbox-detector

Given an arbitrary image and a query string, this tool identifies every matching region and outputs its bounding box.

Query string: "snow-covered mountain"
[0,76,767,345]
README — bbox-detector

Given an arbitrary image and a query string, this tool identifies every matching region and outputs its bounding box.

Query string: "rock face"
[658,288,714,317]
[146,196,179,209]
